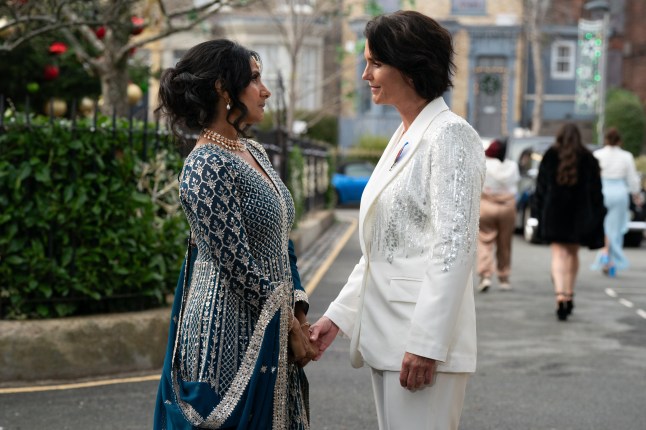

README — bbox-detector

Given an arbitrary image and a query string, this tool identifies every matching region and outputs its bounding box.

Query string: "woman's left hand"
[400,352,437,391]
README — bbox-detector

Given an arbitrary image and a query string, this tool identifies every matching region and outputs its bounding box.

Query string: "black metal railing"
[0,94,330,213]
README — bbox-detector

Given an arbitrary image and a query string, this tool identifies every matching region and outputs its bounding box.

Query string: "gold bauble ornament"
[127,83,143,106]
[0,17,17,39]
[43,98,67,117]
[79,97,95,117]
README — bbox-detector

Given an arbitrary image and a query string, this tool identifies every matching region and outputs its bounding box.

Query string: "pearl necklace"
[200,128,246,152]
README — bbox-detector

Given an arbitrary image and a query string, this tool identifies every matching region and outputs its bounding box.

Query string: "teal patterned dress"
[154,140,310,429]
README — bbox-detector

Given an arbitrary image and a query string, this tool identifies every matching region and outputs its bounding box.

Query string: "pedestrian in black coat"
[531,123,606,321]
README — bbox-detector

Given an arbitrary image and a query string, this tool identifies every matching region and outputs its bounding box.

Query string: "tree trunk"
[526,0,550,136]
[99,60,130,118]
[530,32,544,135]
[97,3,131,118]
[287,52,298,134]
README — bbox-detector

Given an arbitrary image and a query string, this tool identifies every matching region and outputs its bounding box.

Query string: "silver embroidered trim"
[294,289,309,305]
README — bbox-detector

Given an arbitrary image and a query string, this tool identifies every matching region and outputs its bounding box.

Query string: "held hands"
[400,352,437,391]
[308,316,340,361]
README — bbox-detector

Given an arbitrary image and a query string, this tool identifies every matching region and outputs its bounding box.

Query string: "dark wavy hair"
[364,10,455,100]
[554,123,589,186]
[156,39,261,148]
[604,127,622,146]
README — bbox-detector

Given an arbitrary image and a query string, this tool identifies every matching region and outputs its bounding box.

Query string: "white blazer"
[325,97,485,373]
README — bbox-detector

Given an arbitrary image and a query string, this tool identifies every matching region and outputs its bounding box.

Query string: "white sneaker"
[478,277,491,292]
[499,277,511,291]
[499,282,512,291]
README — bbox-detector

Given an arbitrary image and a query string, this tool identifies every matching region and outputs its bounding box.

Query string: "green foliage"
[605,88,646,157]
[257,110,275,132]
[365,0,384,16]
[287,146,305,225]
[302,115,338,146]
[325,152,337,209]
[342,133,389,165]
[0,114,187,319]
[357,134,389,151]
[257,110,338,146]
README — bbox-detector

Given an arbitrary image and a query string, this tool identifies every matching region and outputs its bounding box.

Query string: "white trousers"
[370,368,469,430]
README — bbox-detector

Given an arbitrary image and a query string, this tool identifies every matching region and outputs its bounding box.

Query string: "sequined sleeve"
[428,122,484,272]
[406,120,484,360]
[180,152,273,309]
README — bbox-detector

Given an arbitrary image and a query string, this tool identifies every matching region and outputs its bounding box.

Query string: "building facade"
[149,0,342,133]
[339,0,525,147]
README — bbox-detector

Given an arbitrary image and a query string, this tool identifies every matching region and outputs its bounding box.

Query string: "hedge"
[0,114,187,319]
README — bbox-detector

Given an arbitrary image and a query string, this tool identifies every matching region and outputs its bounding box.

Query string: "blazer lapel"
[360,97,450,226]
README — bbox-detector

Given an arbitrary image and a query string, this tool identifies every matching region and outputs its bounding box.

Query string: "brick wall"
[623,0,646,107]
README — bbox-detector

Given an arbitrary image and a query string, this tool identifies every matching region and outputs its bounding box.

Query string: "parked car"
[331,161,375,206]
[506,136,556,234]
[507,138,645,247]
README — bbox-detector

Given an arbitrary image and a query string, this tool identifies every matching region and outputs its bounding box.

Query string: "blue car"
[332,161,374,206]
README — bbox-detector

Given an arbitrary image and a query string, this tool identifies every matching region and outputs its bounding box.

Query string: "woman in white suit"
[310,11,485,430]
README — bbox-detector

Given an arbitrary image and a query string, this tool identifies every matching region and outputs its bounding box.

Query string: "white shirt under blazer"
[325,97,485,373]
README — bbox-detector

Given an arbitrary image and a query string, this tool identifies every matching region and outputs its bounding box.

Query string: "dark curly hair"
[156,39,261,149]
[554,123,589,186]
[364,10,455,100]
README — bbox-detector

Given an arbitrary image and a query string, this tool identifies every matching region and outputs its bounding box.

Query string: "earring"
[226,100,231,111]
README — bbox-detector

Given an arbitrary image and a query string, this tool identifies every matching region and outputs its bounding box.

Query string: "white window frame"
[551,40,576,80]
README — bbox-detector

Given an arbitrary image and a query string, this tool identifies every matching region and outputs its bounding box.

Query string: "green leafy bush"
[605,89,646,157]
[337,133,389,165]
[303,114,338,146]
[0,114,187,319]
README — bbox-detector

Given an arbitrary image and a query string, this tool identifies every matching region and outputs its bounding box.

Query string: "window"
[551,40,576,80]
[274,0,314,14]
[254,43,322,111]
[451,0,486,15]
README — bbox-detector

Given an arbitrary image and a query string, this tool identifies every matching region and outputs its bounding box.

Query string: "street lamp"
[583,0,610,146]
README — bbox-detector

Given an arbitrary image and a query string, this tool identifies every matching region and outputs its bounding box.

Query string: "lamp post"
[584,0,610,146]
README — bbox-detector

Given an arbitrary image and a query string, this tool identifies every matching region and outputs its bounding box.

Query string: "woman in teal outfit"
[154,39,311,429]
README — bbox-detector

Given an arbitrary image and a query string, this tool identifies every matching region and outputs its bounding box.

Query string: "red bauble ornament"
[130,16,144,35]
[95,26,106,39]
[43,65,60,81]
[128,47,137,56]
[48,42,68,55]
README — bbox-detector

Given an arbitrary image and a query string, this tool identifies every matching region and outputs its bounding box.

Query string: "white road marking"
[618,298,634,308]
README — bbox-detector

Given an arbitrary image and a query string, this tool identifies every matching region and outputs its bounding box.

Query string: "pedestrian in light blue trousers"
[590,127,642,277]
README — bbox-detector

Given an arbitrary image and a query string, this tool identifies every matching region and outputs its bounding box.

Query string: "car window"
[507,136,554,163]
[344,163,374,177]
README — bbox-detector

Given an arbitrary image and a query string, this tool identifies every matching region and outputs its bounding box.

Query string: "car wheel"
[623,230,644,248]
